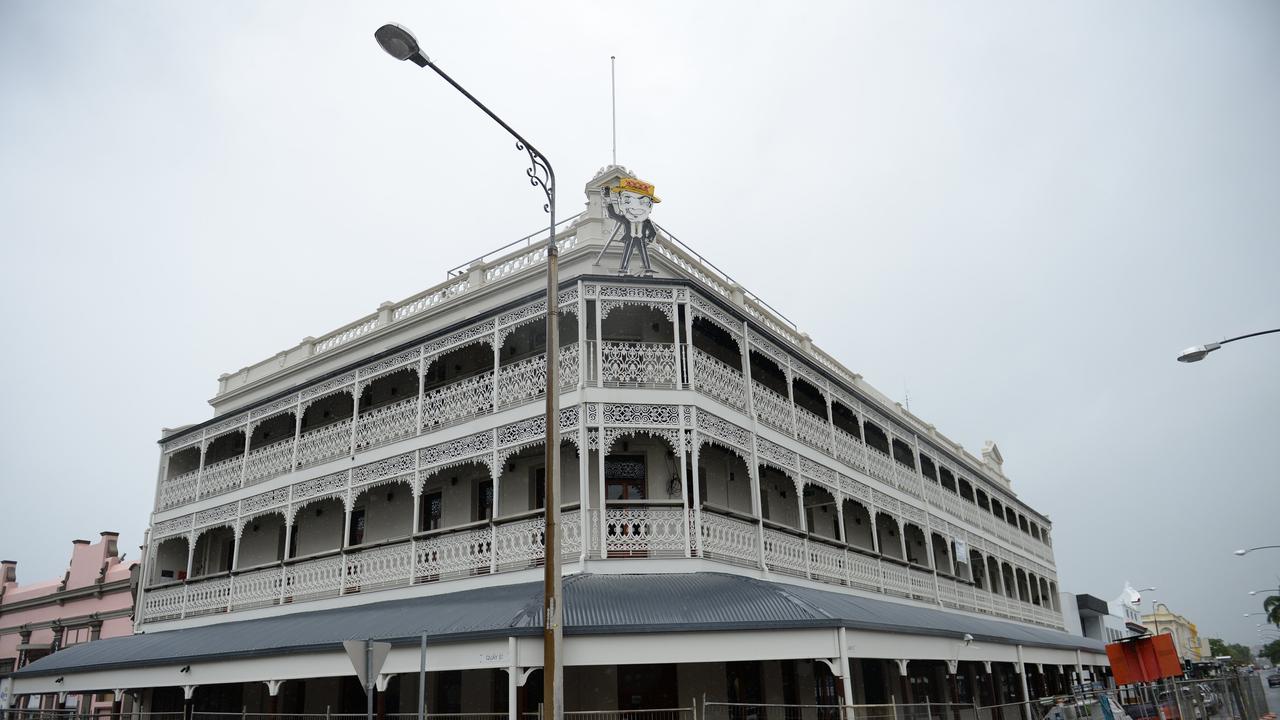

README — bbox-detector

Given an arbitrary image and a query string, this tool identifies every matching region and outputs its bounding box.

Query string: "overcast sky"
[1,2,1277,646]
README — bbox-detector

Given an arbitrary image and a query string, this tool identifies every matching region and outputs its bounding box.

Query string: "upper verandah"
[177,165,1019,499]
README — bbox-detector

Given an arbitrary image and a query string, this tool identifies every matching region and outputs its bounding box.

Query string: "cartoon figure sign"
[602,177,661,275]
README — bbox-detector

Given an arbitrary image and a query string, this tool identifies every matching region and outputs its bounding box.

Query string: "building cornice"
[0,577,133,616]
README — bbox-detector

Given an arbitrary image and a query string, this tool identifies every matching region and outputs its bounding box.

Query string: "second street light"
[374,23,565,720]
[1177,327,1280,362]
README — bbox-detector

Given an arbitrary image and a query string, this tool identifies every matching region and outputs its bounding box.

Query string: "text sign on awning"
[343,639,392,690]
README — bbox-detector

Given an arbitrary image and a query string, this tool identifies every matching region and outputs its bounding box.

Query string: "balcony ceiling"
[18,572,1101,680]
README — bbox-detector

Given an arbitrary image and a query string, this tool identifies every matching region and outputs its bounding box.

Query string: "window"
[348,507,366,546]
[476,480,493,521]
[420,491,442,532]
[605,455,647,500]
[532,467,546,510]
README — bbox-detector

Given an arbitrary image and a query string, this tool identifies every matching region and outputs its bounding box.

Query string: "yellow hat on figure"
[611,177,661,203]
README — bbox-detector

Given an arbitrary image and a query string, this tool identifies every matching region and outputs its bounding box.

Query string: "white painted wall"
[351,482,414,545]
[238,514,284,567]
[292,498,344,557]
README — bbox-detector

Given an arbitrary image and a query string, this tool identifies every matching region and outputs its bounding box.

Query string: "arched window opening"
[691,317,741,369]
[417,461,494,532]
[1005,507,1018,527]
[205,431,245,466]
[1001,563,1017,599]
[831,402,862,440]
[970,550,986,590]
[500,313,578,367]
[891,439,915,470]
[1029,521,1041,542]
[792,376,827,419]
[863,421,890,456]
[987,556,1002,594]
[152,537,189,584]
[289,497,345,559]
[842,499,874,551]
[300,393,354,433]
[938,466,958,493]
[1028,572,1042,605]
[874,513,904,561]
[424,342,492,391]
[499,439,579,517]
[691,443,753,516]
[600,304,670,343]
[758,467,799,530]
[919,454,938,483]
[1015,569,1030,602]
[1018,515,1030,534]
[802,484,838,541]
[250,412,295,450]
[975,489,991,512]
[237,513,285,569]
[1048,581,1059,610]
[903,523,928,568]
[349,483,414,548]
[359,368,419,414]
[930,533,953,575]
[957,478,975,502]
[167,446,201,480]
[191,526,235,578]
[749,350,789,398]
[990,498,1004,519]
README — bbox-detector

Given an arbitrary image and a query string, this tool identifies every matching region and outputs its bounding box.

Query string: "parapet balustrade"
[142,505,1063,630]
[751,382,794,434]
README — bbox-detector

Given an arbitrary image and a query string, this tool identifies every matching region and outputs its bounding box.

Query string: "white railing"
[159,471,199,510]
[794,406,831,452]
[496,344,580,409]
[354,398,418,450]
[864,447,895,483]
[295,419,352,468]
[142,507,1064,630]
[599,341,680,387]
[893,463,921,497]
[244,441,294,486]
[751,382,794,434]
[422,371,493,430]
[832,428,866,471]
[691,349,747,411]
[604,506,687,558]
[199,457,243,499]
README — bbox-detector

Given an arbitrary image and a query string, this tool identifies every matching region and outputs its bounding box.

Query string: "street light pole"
[374,23,563,720]
[1176,328,1280,363]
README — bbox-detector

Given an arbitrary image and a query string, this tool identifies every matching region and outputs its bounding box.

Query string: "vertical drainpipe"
[838,627,854,718]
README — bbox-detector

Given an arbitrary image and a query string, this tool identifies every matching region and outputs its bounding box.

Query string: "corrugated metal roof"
[16,573,1102,677]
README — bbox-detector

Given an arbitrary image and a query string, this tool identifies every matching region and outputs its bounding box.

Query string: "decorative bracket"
[375,674,392,692]
[894,659,909,676]
[816,658,844,678]
[264,680,284,697]
[946,659,959,675]
[182,685,198,701]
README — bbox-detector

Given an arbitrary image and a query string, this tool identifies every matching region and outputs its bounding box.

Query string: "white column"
[597,412,607,558]
[577,281,588,390]
[508,637,518,720]
[690,422,704,557]
[839,627,854,718]
[740,321,767,571]
[678,419,691,558]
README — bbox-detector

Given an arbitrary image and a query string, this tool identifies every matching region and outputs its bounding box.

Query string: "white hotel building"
[10,167,1107,714]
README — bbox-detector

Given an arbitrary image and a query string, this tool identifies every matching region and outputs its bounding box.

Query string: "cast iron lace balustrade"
[794,406,832,452]
[295,419,353,468]
[761,526,807,579]
[343,543,414,593]
[283,554,343,603]
[229,566,284,611]
[199,457,244,499]
[600,341,680,388]
[141,584,185,621]
[159,471,199,510]
[880,562,911,597]
[807,539,847,586]
[832,428,866,472]
[244,441,294,486]
[604,506,687,558]
[185,576,232,617]
[495,343,580,409]
[893,463,921,497]
[354,397,418,450]
[691,349,747,411]
[864,446,895,484]
[695,512,759,567]
[751,382,794,434]
[908,567,935,600]
[847,551,882,592]
[422,371,493,430]
[414,525,493,581]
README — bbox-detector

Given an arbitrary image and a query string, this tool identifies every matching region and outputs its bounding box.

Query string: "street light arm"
[1220,328,1280,346]
[410,53,555,223]
[1235,545,1280,556]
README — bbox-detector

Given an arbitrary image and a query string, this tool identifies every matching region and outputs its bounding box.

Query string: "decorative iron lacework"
[585,403,599,425]
[206,412,248,435]
[604,427,680,453]
[497,416,545,448]
[152,515,193,540]
[194,501,239,529]
[790,360,828,397]
[694,411,752,453]
[840,473,872,501]
[301,373,356,402]
[901,503,926,524]
[756,436,798,471]
[799,455,836,485]
[164,433,204,454]
[357,349,421,389]
[560,405,579,431]
[418,431,494,469]
[599,299,675,324]
[421,319,495,358]
[353,452,415,486]
[829,385,860,414]
[250,395,299,423]
[602,403,680,426]
[583,283,599,298]
[746,330,791,376]
[690,295,744,348]
[586,428,600,451]
[598,285,674,302]
[293,471,350,502]
[242,486,289,515]
[872,489,899,514]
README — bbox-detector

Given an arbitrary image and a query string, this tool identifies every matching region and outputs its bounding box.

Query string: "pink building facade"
[0,533,137,714]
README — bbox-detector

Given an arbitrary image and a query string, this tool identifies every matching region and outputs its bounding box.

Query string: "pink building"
[0,533,137,714]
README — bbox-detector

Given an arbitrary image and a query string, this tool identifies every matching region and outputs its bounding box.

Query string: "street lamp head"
[1234,549,1248,556]
[375,24,427,64]
[1177,343,1220,363]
